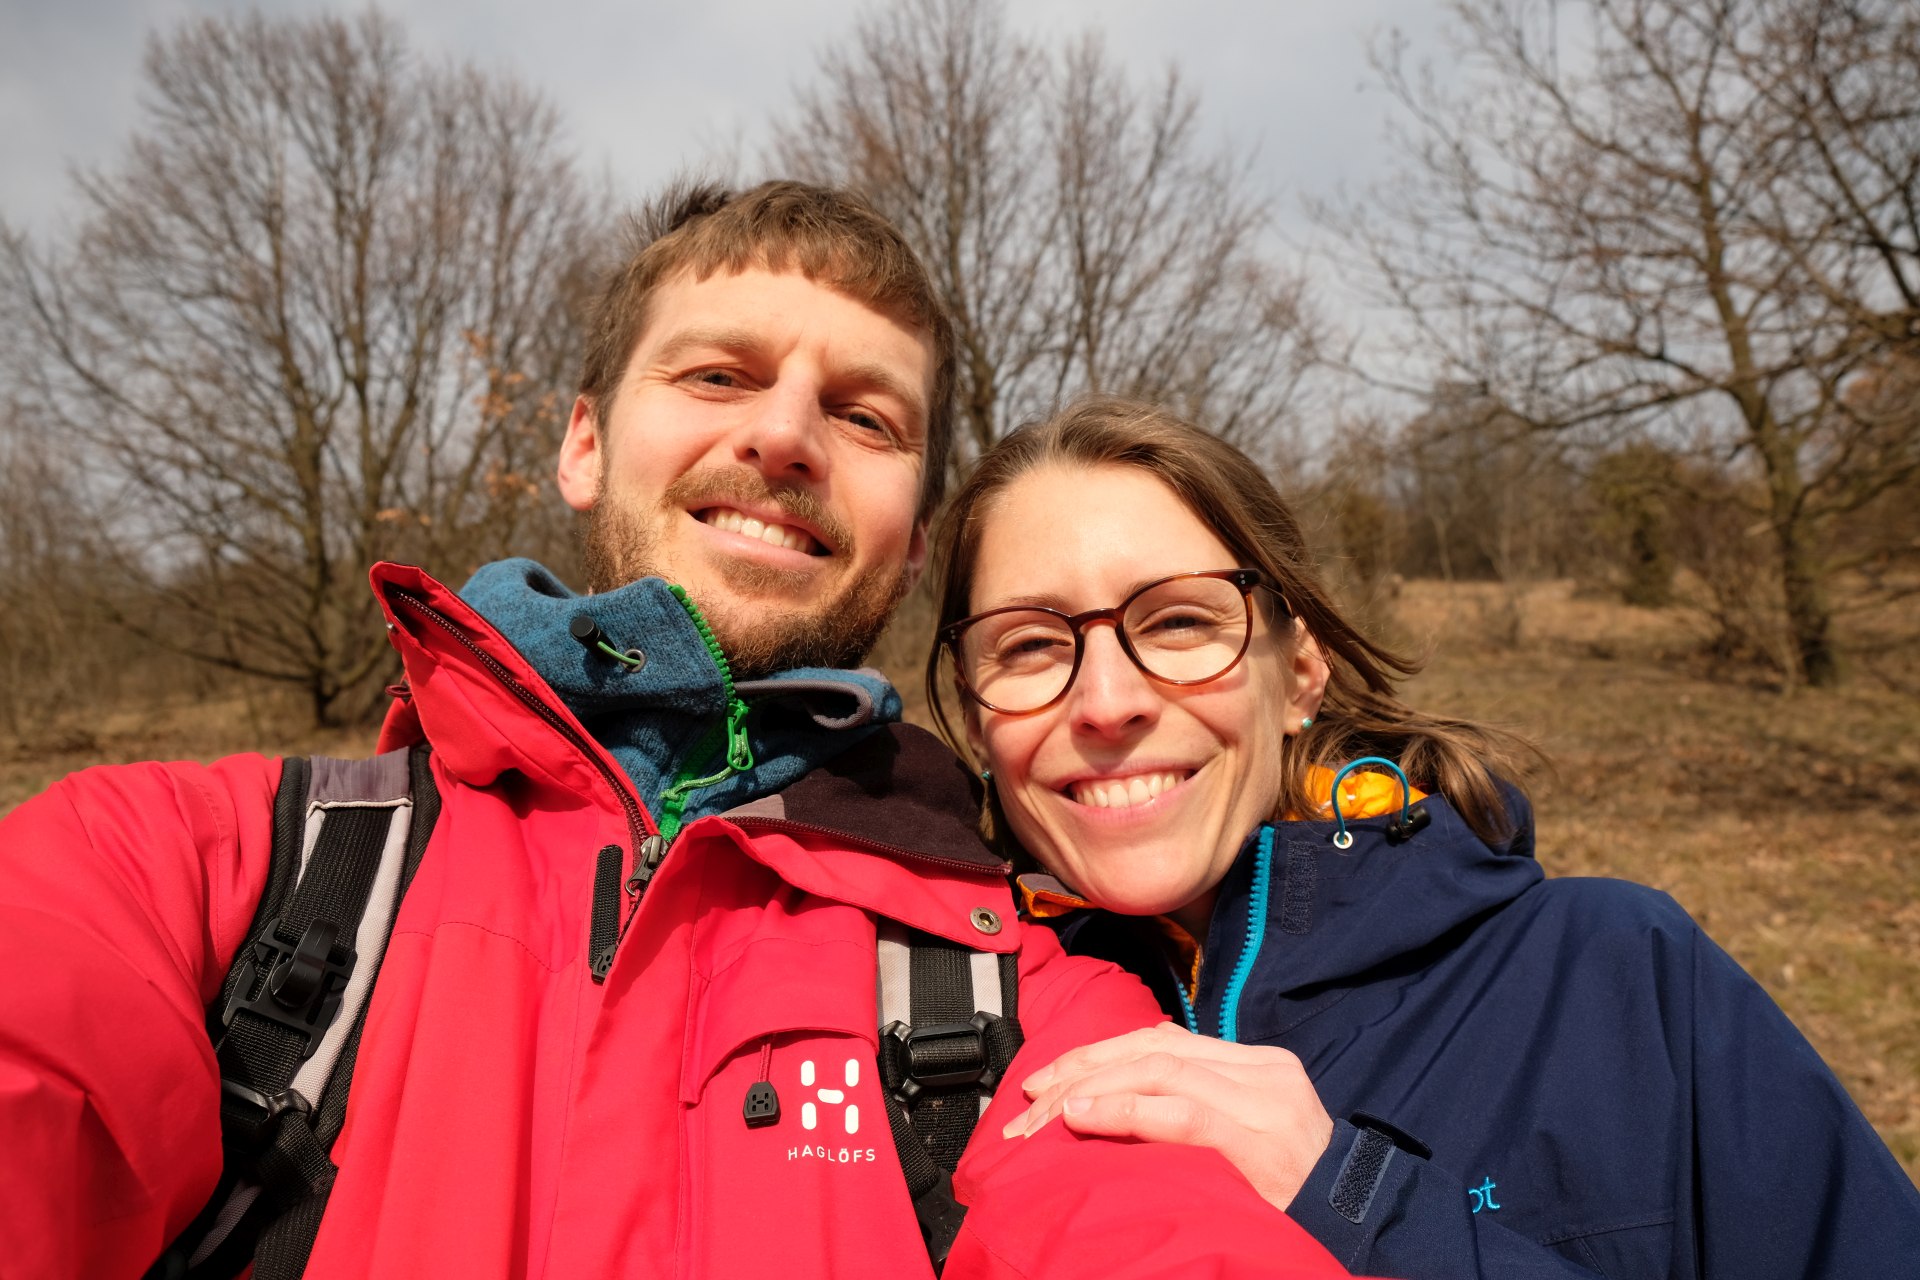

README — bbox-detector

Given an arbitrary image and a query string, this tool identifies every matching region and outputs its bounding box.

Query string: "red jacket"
[0,563,1346,1279]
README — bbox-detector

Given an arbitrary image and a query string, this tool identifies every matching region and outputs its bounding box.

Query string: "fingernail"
[1021,1069,1050,1094]
[1062,1096,1091,1117]
[1002,1113,1030,1139]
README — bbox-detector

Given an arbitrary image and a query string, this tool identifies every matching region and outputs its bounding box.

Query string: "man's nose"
[734,379,828,480]
[1068,623,1161,739]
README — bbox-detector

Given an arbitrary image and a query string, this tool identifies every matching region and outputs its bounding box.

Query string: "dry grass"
[1389,580,1920,1181]
[3,580,1914,1183]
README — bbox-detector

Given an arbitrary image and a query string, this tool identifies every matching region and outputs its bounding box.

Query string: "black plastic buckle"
[882,1012,1002,1104]
[221,916,356,1061]
[219,1078,315,1156]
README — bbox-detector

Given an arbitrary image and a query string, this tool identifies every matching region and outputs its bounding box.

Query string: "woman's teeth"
[701,508,819,554]
[1069,771,1186,809]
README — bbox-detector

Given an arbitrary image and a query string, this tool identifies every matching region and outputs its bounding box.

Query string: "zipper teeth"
[668,583,738,696]
[388,587,654,845]
[728,815,1009,878]
[1216,825,1276,1044]
[1171,957,1200,1034]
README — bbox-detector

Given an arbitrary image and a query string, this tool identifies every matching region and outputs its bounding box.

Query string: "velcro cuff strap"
[1328,1125,1395,1225]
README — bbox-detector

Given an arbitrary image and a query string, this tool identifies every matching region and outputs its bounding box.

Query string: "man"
[0,183,1346,1278]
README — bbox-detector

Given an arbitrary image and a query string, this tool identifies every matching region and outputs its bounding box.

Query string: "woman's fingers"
[1005,1049,1245,1139]
[999,1026,1335,1211]
[1020,1021,1288,1096]
[1052,1086,1333,1211]
[1056,1089,1219,1147]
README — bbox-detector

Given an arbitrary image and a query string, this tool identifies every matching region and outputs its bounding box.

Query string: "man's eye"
[690,369,739,387]
[844,408,889,433]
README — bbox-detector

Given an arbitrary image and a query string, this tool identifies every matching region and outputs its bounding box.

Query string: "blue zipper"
[1216,825,1276,1044]
[1171,958,1201,1034]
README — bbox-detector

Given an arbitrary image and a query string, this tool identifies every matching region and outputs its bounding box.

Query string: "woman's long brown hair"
[924,396,1540,847]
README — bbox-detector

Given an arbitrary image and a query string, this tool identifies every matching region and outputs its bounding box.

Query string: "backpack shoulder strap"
[150,746,439,1280]
[875,921,1024,1275]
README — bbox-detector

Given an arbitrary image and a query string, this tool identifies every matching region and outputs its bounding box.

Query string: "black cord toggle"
[570,613,646,670]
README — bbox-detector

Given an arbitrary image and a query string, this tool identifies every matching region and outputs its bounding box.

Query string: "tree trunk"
[1774,513,1839,687]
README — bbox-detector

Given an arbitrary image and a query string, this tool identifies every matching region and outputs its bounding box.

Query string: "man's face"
[556,267,933,677]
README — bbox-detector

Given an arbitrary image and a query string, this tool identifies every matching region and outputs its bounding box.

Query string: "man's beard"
[580,466,913,679]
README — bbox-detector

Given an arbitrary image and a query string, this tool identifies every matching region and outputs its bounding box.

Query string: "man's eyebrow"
[647,325,762,366]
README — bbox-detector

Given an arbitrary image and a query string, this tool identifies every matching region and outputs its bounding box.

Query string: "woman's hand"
[1000,1022,1334,1212]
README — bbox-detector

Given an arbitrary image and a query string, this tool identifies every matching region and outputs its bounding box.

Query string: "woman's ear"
[962,702,988,772]
[1286,629,1331,731]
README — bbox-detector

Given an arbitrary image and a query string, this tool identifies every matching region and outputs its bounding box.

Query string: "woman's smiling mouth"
[1064,769,1195,809]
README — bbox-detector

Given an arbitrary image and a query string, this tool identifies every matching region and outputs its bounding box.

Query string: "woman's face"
[963,463,1323,937]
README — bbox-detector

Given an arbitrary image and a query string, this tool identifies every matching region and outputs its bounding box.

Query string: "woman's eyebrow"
[982,592,1074,611]
[978,577,1168,613]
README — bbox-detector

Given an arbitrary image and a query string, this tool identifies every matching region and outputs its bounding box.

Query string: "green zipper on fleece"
[653,583,756,841]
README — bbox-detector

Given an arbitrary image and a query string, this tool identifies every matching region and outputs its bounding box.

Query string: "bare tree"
[773,0,1317,478]
[1328,0,1920,686]
[0,11,602,725]
[1391,383,1582,587]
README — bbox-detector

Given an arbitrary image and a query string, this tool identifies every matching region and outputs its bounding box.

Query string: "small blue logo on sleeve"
[1469,1177,1501,1213]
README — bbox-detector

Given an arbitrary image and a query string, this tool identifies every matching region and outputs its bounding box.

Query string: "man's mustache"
[662,467,854,555]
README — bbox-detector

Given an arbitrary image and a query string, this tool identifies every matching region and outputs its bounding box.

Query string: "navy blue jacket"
[1053,788,1920,1278]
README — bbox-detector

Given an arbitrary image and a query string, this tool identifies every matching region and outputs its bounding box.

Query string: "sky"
[1,0,1453,242]
[0,0,1470,430]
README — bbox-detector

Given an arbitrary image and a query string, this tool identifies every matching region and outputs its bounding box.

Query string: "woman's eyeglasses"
[941,569,1286,715]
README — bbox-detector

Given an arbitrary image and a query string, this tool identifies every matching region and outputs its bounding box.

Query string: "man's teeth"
[1069,772,1186,809]
[701,509,819,554]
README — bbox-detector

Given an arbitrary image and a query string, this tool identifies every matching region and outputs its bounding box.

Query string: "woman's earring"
[1299,716,1314,731]
[979,769,993,784]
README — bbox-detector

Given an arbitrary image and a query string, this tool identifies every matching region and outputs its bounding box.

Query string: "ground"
[4,578,1915,1182]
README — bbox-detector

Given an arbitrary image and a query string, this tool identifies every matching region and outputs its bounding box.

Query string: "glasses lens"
[958,610,1077,712]
[1122,576,1250,683]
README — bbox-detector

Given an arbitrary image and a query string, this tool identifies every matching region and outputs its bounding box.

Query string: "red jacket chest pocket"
[681,928,931,1277]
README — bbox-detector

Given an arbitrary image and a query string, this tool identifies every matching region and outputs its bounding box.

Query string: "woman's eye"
[693,370,738,387]
[844,408,889,433]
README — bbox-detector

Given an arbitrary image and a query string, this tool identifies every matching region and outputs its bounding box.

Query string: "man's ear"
[901,518,931,593]
[556,395,604,513]
[1287,629,1332,730]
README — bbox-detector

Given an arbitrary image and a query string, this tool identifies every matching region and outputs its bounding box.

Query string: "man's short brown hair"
[577,180,957,517]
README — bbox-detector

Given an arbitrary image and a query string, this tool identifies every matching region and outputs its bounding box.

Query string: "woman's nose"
[1068,623,1161,738]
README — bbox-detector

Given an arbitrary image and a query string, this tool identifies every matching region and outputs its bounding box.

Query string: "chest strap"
[876,921,1024,1273]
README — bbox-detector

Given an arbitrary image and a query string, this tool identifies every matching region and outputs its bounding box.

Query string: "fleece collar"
[459,558,901,824]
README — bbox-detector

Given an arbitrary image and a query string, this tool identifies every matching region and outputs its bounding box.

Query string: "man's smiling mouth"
[696,506,826,555]
[1066,770,1193,809]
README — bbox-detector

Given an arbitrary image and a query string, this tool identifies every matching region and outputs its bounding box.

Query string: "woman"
[925,398,1920,1279]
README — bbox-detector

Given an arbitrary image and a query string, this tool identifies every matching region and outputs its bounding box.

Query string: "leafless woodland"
[3,0,1919,740]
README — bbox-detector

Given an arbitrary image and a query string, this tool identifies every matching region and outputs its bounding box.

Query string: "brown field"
[4,578,1916,1183]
